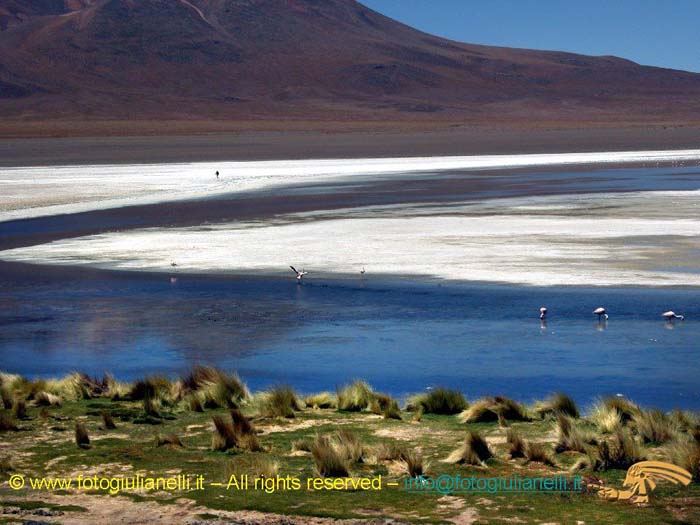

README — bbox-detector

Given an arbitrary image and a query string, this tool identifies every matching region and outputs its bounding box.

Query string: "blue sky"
[361,0,699,72]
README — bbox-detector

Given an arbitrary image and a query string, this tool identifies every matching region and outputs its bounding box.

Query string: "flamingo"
[539,307,547,320]
[290,266,308,283]
[593,307,608,321]
[662,311,684,321]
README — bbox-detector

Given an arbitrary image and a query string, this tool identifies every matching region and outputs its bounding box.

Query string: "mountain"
[1,0,699,124]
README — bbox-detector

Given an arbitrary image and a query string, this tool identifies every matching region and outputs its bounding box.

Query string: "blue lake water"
[1,267,698,410]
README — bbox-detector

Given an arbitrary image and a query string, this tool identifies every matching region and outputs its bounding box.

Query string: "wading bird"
[594,307,609,321]
[662,311,684,322]
[539,307,547,320]
[290,266,308,283]
[360,267,366,277]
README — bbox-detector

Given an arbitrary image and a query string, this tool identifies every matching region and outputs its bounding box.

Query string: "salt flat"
[2,149,700,221]
[3,190,698,287]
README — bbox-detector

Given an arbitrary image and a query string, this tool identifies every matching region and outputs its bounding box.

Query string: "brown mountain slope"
[1,0,699,124]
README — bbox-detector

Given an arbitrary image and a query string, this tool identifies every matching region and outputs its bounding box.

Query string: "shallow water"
[2,161,700,410]
[2,268,698,410]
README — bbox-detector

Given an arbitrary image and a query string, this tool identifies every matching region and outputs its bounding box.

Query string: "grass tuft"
[183,366,249,409]
[0,412,18,432]
[593,429,644,471]
[211,411,261,452]
[155,433,185,448]
[406,388,468,415]
[291,438,314,453]
[524,441,556,467]
[446,431,493,466]
[554,413,588,453]
[666,438,700,480]
[398,448,429,477]
[535,392,580,419]
[635,409,678,444]
[337,380,375,412]
[35,391,62,407]
[211,414,237,451]
[369,393,402,420]
[256,385,303,418]
[335,428,365,463]
[304,392,337,409]
[250,456,280,479]
[458,396,530,424]
[506,429,526,459]
[101,411,117,430]
[75,421,91,449]
[12,398,27,420]
[312,434,349,478]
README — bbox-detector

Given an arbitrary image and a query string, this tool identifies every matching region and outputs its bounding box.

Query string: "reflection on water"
[1,266,699,410]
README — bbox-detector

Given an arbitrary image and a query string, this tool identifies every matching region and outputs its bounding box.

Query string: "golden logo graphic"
[588,461,692,504]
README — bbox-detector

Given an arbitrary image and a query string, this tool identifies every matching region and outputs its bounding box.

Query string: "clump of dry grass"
[291,437,314,453]
[337,380,374,412]
[635,409,678,444]
[103,374,131,400]
[0,412,18,432]
[143,394,161,418]
[1,386,12,409]
[524,441,556,467]
[256,385,303,418]
[187,395,204,412]
[457,396,530,424]
[212,414,238,451]
[589,397,640,434]
[534,392,580,419]
[230,408,256,435]
[211,411,261,452]
[129,376,170,402]
[182,366,249,409]
[374,441,406,462]
[555,413,588,453]
[406,388,468,415]
[335,429,365,463]
[397,448,429,477]
[446,431,493,466]
[369,393,402,420]
[12,398,27,420]
[75,422,91,449]
[155,433,185,448]
[45,373,96,401]
[304,392,337,409]
[101,411,117,430]
[669,409,700,432]
[506,429,526,459]
[312,434,349,478]
[250,456,279,479]
[593,429,644,471]
[35,391,62,407]
[666,433,700,480]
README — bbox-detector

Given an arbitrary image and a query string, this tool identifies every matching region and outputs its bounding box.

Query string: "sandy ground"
[0,493,413,524]
[1,124,700,167]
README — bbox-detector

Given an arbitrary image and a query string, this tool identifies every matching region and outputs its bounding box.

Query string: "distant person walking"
[216,170,219,180]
